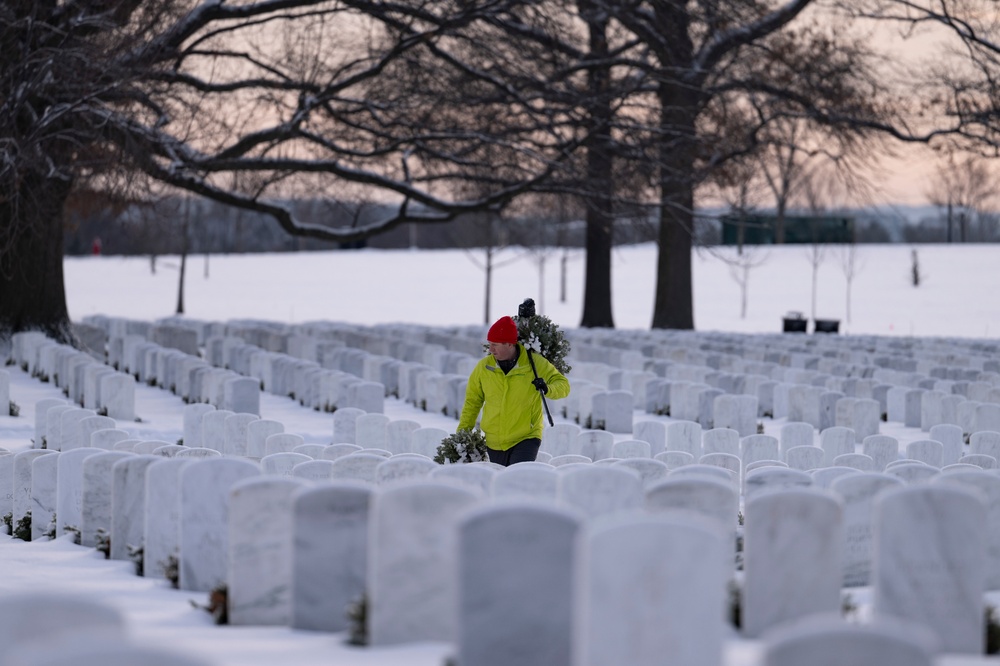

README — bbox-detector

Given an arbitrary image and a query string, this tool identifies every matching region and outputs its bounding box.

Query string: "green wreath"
[434,428,489,464]
[481,313,571,375]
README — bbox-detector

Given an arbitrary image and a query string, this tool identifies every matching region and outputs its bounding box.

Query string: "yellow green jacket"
[458,344,570,451]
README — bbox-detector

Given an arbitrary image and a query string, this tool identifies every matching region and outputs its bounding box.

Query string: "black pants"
[487,438,541,467]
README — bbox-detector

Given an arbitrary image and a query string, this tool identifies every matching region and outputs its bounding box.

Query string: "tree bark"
[652,93,695,330]
[0,174,74,344]
[578,4,615,329]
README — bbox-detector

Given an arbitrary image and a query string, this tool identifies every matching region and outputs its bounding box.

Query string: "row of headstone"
[7,390,998,665]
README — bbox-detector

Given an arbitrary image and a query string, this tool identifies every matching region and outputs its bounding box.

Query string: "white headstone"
[540,423,583,458]
[182,403,215,449]
[368,480,482,645]
[329,452,384,483]
[260,452,312,477]
[55,447,103,538]
[144,458,192,579]
[30,452,60,540]
[779,421,814,459]
[109,455,160,561]
[785,445,824,471]
[862,435,899,472]
[456,502,581,666]
[228,476,308,625]
[645,475,738,546]
[761,615,936,666]
[632,421,666,457]
[557,466,643,518]
[872,484,986,653]
[667,420,704,457]
[200,409,234,452]
[291,481,374,631]
[264,433,305,456]
[577,512,728,666]
[577,430,615,462]
[332,407,365,444]
[410,427,449,458]
[742,488,843,638]
[80,451,132,547]
[700,428,740,458]
[491,465,559,501]
[223,413,258,458]
[934,471,1000,590]
[830,472,904,587]
[385,419,421,455]
[179,458,260,591]
[356,413,390,450]
[246,419,284,459]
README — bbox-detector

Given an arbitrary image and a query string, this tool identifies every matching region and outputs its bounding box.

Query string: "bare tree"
[715,159,770,319]
[0,0,571,342]
[838,241,863,324]
[925,150,997,243]
[601,3,899,330]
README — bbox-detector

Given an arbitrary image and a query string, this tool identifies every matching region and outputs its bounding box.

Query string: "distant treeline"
[63,196,994,256]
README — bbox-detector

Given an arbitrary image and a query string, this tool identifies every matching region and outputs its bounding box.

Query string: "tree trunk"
[651,96,695,330]
[578,6,615,329]
[0,174,73,344]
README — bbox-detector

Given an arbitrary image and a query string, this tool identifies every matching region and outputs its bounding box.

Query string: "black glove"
[532,377,548,394]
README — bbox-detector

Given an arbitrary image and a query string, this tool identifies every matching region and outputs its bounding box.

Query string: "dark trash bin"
[814,319,840,334]
[782,312,807,333]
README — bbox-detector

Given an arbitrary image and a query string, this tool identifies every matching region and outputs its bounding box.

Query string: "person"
[458,315,570,466]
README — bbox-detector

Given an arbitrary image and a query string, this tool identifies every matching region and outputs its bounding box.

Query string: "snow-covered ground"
[2,241,999,665]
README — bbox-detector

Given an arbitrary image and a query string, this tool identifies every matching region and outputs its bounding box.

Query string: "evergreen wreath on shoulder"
[434,429,489,464]
[515,313,571,375]
[481,310,571,376]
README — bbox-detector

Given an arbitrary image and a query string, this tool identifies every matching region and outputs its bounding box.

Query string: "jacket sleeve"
[458,363,485,431]
[537,354,570,400]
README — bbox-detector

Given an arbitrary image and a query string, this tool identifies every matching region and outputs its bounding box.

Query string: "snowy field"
[62,242,1000,339]
[1,241,999,666]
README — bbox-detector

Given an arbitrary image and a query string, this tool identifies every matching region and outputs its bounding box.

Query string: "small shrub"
[727,580,741,629]
[756,422,764,434]
[40,436,47,449]
[434,429,488,464]
[63,524,81,545]
[95,528,110,559]
[128,545,145,576]
[4,358,13,366]
[176,437,184,446]
[191,585,228,625]
[97,406,108,416]
[2,512,12,535]
[988,605,1000,655]
[842,592,858,621]
[44,513,56,540]
[13,511,31,541]
[163,555,180,589]
[346,593,368,646]
[9,401,20,417]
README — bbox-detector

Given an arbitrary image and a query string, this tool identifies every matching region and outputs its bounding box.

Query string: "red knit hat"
[487,316,519,344]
